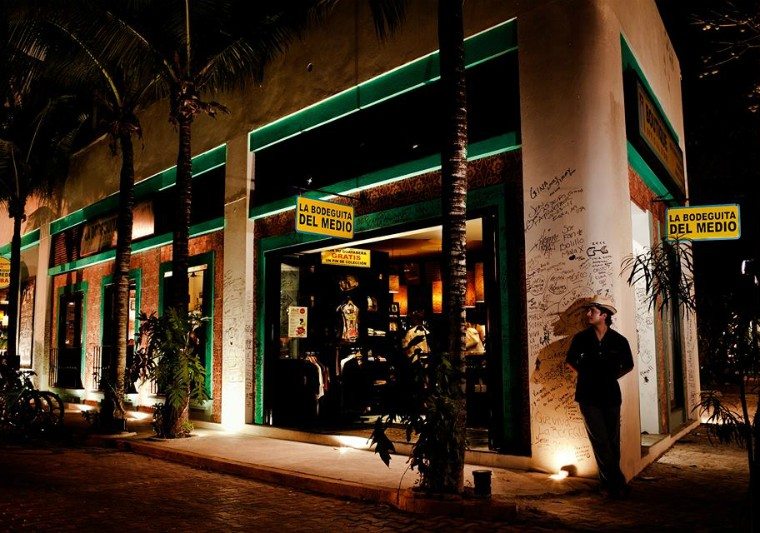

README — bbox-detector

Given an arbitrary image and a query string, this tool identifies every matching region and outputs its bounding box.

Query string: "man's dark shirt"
[566,327,634,405]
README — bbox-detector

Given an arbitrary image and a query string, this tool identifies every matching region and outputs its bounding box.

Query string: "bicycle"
[0,367,64,434]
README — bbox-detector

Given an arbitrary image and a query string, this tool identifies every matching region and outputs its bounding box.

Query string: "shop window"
[264,218,495,442]
[161,262,212,377]
[252,53,519,208]
[99,280,138,392]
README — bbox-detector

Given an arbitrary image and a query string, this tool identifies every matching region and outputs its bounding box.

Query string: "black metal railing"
[92,344,142,394]
[49,347,84,389]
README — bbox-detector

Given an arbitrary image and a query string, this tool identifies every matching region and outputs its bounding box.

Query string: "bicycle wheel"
[38,391,65,429]
[10,390,45,432]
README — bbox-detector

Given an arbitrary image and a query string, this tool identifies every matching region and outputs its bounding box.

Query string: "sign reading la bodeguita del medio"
[296,196,354,239]
[666,204,740,241]
[0,256,9,289]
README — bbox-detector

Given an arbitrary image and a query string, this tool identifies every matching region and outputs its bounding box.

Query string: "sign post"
[666,204,740,241]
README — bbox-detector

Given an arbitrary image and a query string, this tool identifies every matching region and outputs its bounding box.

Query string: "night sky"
[657,1,760,315]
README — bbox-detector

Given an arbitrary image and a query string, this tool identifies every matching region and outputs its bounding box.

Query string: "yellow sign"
[636,82,685,192]
[0,257,9,289]
[667,204,740,241]
[321,248,371,268]
[296,197,354,239]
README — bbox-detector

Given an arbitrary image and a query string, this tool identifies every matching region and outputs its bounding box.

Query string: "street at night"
[0,425,750,531]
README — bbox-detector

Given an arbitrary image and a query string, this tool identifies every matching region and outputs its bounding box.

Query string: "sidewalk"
[72,408,592,521]
[73,406,749,529]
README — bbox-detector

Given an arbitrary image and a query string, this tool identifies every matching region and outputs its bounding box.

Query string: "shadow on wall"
[530,297,598,473]
[532,297,594,388]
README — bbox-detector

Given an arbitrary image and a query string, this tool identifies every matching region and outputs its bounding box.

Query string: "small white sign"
[288,306,308,338]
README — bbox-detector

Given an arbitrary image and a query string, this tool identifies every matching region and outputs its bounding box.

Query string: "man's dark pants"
[579,402,627,492]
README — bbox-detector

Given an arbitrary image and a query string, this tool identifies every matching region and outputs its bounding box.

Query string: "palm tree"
[435,0,469,494]
[41,3,161,430]
[356,0,468,494]
[0,91,86,367]
[0,7,85,368]
[97,0,329,436]
[101,0,326,317]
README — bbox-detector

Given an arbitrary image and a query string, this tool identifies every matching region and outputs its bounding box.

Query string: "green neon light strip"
[248,19,517,152]
[620,36,680,144]
[49,145,227,236]
[0,228,41,257]
[627,142,675,202]
[250,133,520,220]
[48,217,224,276]
[255,183,518,444]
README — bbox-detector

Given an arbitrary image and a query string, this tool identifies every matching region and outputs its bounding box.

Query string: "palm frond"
[621,238,697,314]
[368,0,407,40]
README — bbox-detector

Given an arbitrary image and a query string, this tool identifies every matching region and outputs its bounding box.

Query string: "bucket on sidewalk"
[472,469,492,498]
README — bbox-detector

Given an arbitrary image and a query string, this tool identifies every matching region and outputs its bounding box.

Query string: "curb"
[99,436,516,522]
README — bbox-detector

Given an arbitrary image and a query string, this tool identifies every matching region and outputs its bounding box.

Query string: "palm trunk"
[438,0,468,494]
[106,130,136,428]
[172,113,192,318]
[167,393,190,438]
[167,110,193,436]
[6,205,23,367]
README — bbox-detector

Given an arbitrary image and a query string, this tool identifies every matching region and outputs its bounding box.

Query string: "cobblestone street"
[0,426,751,532]
[0,441,542,532]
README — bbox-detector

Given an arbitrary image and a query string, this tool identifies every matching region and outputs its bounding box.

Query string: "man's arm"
[617,336,635,378]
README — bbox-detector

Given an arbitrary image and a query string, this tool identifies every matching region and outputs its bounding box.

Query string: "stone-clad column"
[221,133,255,428]
[32,225,52,389]
[518,0,639,477]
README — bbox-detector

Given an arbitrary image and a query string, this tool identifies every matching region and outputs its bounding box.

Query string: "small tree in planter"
[132,308,208,438]
[370,352,466,495]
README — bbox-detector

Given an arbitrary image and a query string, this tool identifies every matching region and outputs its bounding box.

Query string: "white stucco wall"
[520,0,696,478]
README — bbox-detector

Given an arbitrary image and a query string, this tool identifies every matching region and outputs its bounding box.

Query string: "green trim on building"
[158,251,215,396]
[54,281,89,391]
[99,268,143,350]
[248,19,517,152]
[250,133,520,220]
[255,184,517,445]
[0,228,41,256]
[627,142,675,202]
[620,36,680,144]
[48,217,224,276]
[49,144,227,236]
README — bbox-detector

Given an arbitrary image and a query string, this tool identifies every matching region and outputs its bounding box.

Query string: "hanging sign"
[635,82,685,192]
[287,306,308,338]
[321,248,371,268]
[296,197,354,239]
[0,257,9,289]
[666,204,740,241]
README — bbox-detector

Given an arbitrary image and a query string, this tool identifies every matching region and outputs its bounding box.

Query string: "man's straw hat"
[582,295,617,316]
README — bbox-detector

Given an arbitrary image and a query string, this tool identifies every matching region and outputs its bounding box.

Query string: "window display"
[265,218,495,433]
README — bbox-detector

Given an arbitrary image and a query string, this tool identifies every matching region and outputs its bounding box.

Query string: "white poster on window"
[288,306,308,338]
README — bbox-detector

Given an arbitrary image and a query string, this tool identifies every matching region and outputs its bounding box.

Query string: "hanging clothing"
[403,325,430,357]
[337,299,360,343]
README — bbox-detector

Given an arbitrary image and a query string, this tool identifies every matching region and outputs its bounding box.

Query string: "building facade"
[0,0,699,478]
